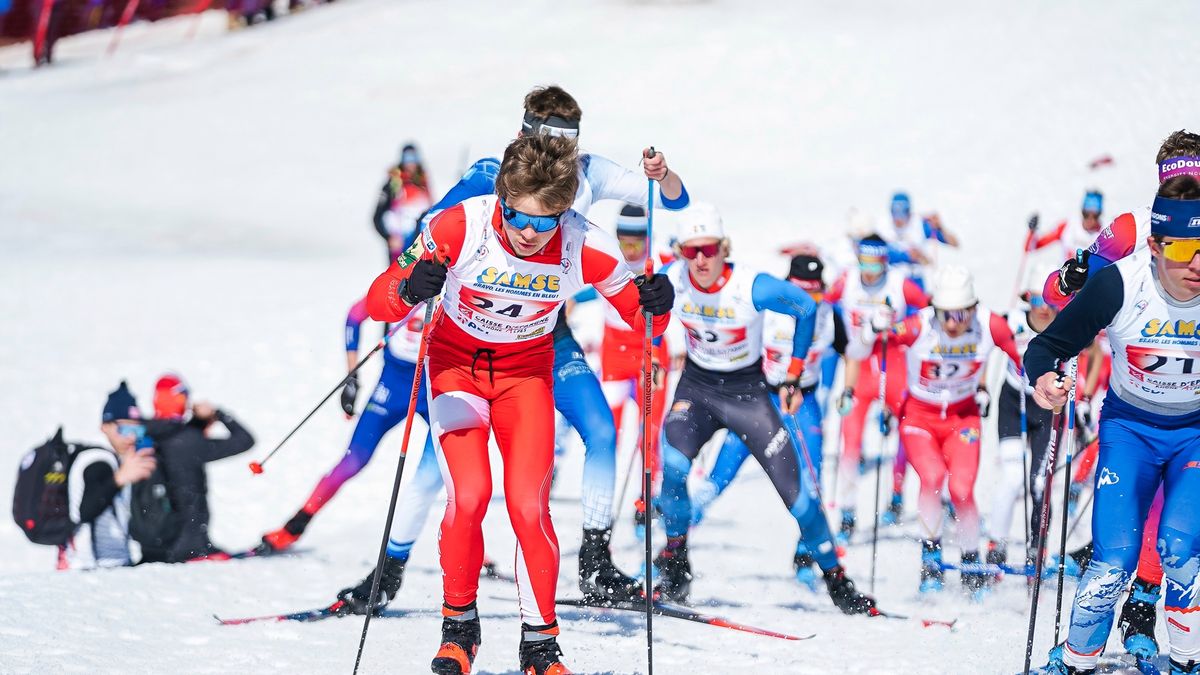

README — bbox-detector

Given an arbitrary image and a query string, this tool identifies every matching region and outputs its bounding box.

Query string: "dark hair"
[495,135,580,214]
[859,233,888,247]
[1157,130,1200,163]
[524,86,582,122]
[1158,175,1200,200]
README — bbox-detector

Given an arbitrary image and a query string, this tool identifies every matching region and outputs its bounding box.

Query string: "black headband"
[522,111,580,138]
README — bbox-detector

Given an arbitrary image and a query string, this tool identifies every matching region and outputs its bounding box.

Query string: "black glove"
[399,259,447,305]
[975,386,992,418]
[635,273,675,316]
[335,556,407,616]
[1056,249,1091,296]
[1027,213,1040,232]
[340,372,359,417]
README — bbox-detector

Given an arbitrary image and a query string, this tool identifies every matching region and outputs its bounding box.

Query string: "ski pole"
[352,246,448,675]
[249,322,405,475]
[1053,357,1080,645]
[1020,369,1031,551]
[1022,369,1072,675]
[790,412,826,508]
[640,151,657,675]
[107,0,142,56]
[869,302,891,594]
[1009,214,1039,307]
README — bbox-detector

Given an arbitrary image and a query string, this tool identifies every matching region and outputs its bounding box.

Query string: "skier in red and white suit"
[367,135,673,675]
[866,266,1020,595]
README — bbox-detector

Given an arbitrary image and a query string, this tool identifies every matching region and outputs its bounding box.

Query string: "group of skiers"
[231,77,1200,674]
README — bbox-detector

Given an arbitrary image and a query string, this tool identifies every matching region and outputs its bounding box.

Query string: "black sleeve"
[78,462,120,523]
[197,412,256,463]
[372,178,395,240]
[1024,264,1124,383]
[831,306,849,356]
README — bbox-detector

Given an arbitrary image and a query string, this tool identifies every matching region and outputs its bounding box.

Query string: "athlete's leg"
[899,413,948,540]
[491,374,560,627]
[553,337,618,530]
[884,354,909,496]
[691,432,752,523]
[429,366,494,612]
[661,385,723,539]
[837,357,878,512]
[1156,429,1200,664]
[725,387,838,570]
[793,391,825,479]
[386,431,443,560]
[942,414,983,551]
[817,348,840,416]
[1062,416,1165,670]
[1026,396,1055,552]
[1136,486,1165,586]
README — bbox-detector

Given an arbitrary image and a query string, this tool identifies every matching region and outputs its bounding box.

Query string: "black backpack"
[128,458,182,552]
[12,428,93,546]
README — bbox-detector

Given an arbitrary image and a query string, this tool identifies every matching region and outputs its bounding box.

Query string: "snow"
[1,0,1199,672]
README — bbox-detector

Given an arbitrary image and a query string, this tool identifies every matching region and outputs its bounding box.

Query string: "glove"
[869,304,895,334]
[836,390,855,416]
[880,407,896,434]
[1027,213,1040,232]
[335,555,407,616]
[779,378,803,414]
[975,386,992,417]
[399,259,447,305]
[636,273,675,316]
[340,372,359,417]
[1055,250,1091,296]
[1076,396,1093,430]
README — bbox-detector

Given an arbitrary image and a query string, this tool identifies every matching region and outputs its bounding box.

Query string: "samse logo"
[1189,217,1200,228]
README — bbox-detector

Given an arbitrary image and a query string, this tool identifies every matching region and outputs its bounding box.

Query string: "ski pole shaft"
[642,155,657,675]
[249,323,403,474]
[1022,371,1070,675]
[1020,369,1031,551]
[1053,358,1080,645]
[353,247,448,675]
[870,307,890,594]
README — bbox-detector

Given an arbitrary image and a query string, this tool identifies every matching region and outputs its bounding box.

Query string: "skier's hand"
[1032,371,1073,412]
[635,273,675,316]
[974,386,992,417]
[1027,213,1040,232]
[115,450,157,487]
[779,379,804,415]
[1055,249,1091,296]
[400,258,447,305]
[340,372,360,417]
[869,305,895,334]
[651,358,667,390]
[192,401,218,424]
[642,147,669,181]
[835,390,855,416]
[1076,396,1093,429]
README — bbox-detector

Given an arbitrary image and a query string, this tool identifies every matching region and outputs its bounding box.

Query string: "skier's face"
[1150,236,1200,301]
[501,195,561,257]
[1082,210,1102,233]
[936,306,975,338]
[101,420,140,456]
[617,234,646,264]
[1026,294,1056,329]
[681,237,725,287]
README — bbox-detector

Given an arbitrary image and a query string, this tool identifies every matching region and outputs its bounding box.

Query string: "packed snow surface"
[2,0,1199,672]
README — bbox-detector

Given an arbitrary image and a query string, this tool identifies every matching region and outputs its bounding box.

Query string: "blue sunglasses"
[1027,294,1047,308]
[500,197,563,233]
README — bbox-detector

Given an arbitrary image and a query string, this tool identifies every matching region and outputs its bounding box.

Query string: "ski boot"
[1171,659,1200,674]
[986,540,1007,583]
[880,492,904,526]
[960,550,989,601]
[335,554,407,615]
[255,510,312,554]
[1042,643,1097,675]
[652,538,692,604]
[1119,578,1161,661]
[792,550,819,592]
[519,623,571,675]
[431,603,481,675]
[919,539,945,594]
[578,528,643,603]
[836,510,856,546]
[823,565,876,614]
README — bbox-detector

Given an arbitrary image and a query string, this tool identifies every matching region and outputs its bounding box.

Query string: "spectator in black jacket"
[144,373,255,562]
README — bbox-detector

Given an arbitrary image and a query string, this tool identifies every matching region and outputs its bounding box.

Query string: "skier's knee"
[1074,560,1130,612]
[1158,526,1200,578]
[662,443,692,485]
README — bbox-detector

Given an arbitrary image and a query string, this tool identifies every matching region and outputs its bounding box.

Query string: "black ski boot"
[1118,578,1161,660]
[652,538,692,604]
[578,528,643,603]
[255,510,312,554]
[919,539,945,594]
[431,603,481,675]
[335,554,406,615]
[822,565,876,614]
[518,622,571,675]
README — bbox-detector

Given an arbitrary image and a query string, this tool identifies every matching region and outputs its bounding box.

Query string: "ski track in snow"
[2,0,1199,672]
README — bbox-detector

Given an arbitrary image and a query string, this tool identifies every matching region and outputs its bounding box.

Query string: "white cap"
[675,203,725,244]
[930,265,977,310]
[1024,262,1058,295]
[846,208,877,240]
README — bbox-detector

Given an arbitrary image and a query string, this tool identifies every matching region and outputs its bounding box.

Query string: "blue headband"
[1082,191,1103,214]
[1151,196,1200,238]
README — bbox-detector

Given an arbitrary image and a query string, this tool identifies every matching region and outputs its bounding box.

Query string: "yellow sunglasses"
[1160,239,1200,263]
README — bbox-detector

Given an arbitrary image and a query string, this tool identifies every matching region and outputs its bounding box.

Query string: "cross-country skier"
[827,234,929,542]
[686,253,847,590]
[878,192,960,288]
[1026,190,1107,266]
[862,266,1021,594]
[985,267,1060,573]
[367,134,674,675]
[372,143,433,263]
[1029,177,1200,675]
[653,203,875,614]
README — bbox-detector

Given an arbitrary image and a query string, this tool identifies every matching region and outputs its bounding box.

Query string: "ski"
[868,607,957,630]
[940,560,1035,577]
[556,597,814,641]
[214,601,410,626]
[1017,653,1165,674]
